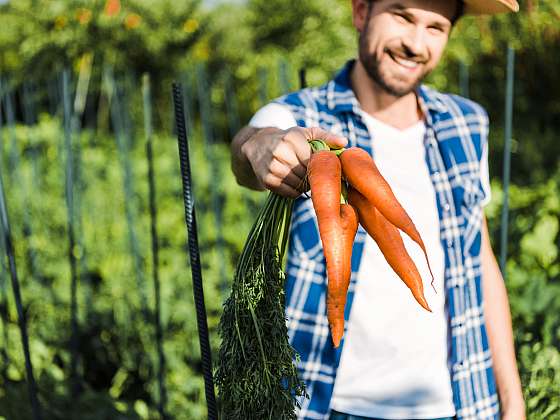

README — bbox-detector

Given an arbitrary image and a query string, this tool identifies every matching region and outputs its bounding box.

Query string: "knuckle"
[263,173,279,189]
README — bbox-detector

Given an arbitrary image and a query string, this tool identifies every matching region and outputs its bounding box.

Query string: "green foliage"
[216,194,306,419]
[0,0,203,79]
[0,114,262,419]
[486,171,560,419]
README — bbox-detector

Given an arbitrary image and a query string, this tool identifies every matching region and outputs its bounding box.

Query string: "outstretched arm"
[230,125,347,198]
[481,216,526,420]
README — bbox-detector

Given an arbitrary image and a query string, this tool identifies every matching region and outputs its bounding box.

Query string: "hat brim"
[464,0,520,15]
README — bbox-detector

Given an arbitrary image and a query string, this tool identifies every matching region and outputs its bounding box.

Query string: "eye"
[428,25,445,35]
[394,13,411,24]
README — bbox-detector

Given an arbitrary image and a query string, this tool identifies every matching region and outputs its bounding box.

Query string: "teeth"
[393,55,419,69]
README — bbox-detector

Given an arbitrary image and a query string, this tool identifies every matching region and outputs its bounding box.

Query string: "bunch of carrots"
[308,140,433,348]
[216,140,434,418]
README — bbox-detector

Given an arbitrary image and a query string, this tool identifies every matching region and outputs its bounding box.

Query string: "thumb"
[306,127,348,149]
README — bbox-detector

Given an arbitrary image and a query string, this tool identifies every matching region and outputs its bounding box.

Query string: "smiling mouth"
[388,52,423,70]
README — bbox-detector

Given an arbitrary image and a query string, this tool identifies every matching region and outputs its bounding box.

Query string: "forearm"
[481,218,525,417]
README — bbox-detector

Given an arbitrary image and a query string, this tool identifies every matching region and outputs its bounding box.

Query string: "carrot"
[348,187,431,312]
[332,203,359,347]
[308,151,356,348]
[340,147,435,287]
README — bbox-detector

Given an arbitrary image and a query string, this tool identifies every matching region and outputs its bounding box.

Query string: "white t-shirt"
[249,103,491,419]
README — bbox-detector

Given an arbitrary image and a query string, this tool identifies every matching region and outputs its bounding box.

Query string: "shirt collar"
[327,59,448,118]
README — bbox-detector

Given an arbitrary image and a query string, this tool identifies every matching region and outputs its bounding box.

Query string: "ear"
[351,0,371,32]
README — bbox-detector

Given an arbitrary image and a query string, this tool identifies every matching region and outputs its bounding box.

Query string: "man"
[230,0,525,419]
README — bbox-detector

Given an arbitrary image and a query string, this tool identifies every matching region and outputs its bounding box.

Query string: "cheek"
[427,38,448,65]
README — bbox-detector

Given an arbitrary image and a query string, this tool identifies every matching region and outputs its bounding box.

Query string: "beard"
[358,26,431,98]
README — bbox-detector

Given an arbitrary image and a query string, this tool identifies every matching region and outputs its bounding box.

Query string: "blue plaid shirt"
[273,61,499,420]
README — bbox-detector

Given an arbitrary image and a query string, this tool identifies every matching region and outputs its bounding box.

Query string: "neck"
[350,59,423,130]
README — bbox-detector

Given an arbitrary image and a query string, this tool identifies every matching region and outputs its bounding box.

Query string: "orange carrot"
[340,147,434,286]
[308,151,356,348]
[332,203,359,347]
[348,187,431,312]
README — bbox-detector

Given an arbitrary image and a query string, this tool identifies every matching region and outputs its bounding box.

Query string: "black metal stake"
[172,82,218,420]
[0,138,43,420]
[143,74,168,420]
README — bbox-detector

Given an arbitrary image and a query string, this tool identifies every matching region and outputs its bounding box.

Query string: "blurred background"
[0,0,558,419]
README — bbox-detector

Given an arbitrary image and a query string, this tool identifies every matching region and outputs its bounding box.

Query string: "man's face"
[354,0,456,97]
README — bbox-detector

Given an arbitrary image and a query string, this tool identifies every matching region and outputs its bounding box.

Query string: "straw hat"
[464,0,520,15]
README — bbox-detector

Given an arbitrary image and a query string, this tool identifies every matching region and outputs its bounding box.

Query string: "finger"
[272,142,307,179]
[269,159,304,190]
[263,173,302,198]
[307,127,348,149]
[283,128,313,166]
[274,182,302,199]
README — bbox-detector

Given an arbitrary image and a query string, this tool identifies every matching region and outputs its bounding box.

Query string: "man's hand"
[502,400,526,420]
[232,126,347,198]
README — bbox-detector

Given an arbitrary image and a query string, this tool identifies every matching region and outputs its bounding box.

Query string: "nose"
[401,26,427,58]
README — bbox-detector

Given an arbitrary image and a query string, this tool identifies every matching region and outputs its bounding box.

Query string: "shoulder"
[273,83,333,127]
[421,85,489,125]
[274,84,331,111]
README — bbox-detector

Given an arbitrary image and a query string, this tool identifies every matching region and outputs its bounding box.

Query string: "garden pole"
[181,72,194,136]
[299,68,307,89]
[21,83,41,280]
[279,57,291,94]
[223,72,240,139]
[196,64,227,294]
[47,74,61,117]
[0,133,43,420]
[0,243,8,381]
[62,69,81,398]
[459,60,469,98]
[142,74,169,420]
[500,46,515,277]
[172,82,218,420]
[103,67,150,321]
[71,53,94,317]
[0,89,9,380]
[3,81,39,290]
[258,67,269,107]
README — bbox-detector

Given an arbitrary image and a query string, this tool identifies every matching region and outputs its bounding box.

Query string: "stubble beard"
[358,25,430,98]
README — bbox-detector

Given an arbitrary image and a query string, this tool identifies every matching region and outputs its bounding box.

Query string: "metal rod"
[143,74,168,420]
[0,125,43,420]
[20,83,42,285]
[103,67,149,320]
[0,83,9,381]
[172,82,218,420]
[71,54,93,314]
[279,58,291,94]
[258,67,268,106]
[62,69,81,398]
[459,60,469,98]
[299,68,307,89]
[500,46,515,277]
[223,72,240,139]
[196,64,227,293]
